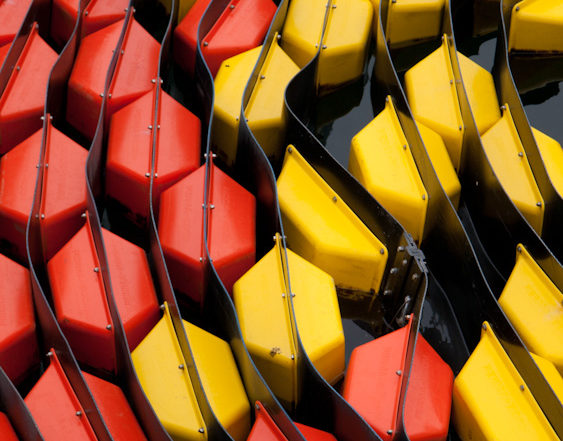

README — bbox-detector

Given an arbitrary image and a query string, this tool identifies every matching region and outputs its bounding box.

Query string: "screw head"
[396,370,402,376]
[76,411,82,416]
[106,324,112,330]
[93,267,100,272]
[380,248,385,254]
[199,428,205,433]
[179,364,185,369]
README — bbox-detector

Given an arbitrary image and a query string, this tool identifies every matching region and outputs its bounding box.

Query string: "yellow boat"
[277,145,388,295]
[132,303,251,441]
[349,95,460,244]
[509,0,563,54]
[453,321,559,441]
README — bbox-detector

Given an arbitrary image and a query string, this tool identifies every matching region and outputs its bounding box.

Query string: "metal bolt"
[517,246,522,253]
[94,267,100,272]
[151,79,156,83]
[157,125,160,129]
[41,214,45,219]
[203,41,209,47]
[396,370,402,376]
[229,4,235,8]
[291,293,296,297]
[16,66,20,71]
[384,289,392,296]
[332,4,337,8]
[482,323,487,331]
[422,194,426,200]
[76,411,82,416]
[100,93,104,97]
[210,204,215,209]
[46,351,53,357]
[106,324,112,330]
[260,75,266,80]
[277,34,281,40]
[500,105,506,111]
[291,354,295,360]
[199,257,203,262]
[121,50,124,54]
[515,6,520,11]
[255,403,260,411]
[380,248,385,254]
[518,152,523,157]
[520,384,525,391]
[281,293,285,298]
[81,212,87,218]
[148,125,153,130]
[398,246,405,252]
[199,428,205,433]
[288,146,293,153]
[402,144,407,150]
[145,172,150,177]
[402,259,408,266]
[449,79,453,85]
[108,93,112,98]
[322,45,327,49]
[387,429,393,435]
[84,10,88,15]
[315,43,318,48]
[458,125,462,131]
[179,364,185,369]
[412,273,419,280]
[537,201,542,207]
[390,267,398,274]
[160,304,165,311]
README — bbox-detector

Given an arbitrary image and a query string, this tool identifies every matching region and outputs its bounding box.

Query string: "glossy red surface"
[25,350,98,441]
[51,0,128,46]
[174,0,276,77]
[342,321,453,441]
[295,423,338,441]
[66,18,159,139]
[0,27,57,154]
[0,123,87,262]
[0,412,19,441]
[106,88,201,220]
[159,162,256,303]
[0,0,32,46]
[48,223,159,372]
[0,254,38,384]
[246,402,287,441]
[82,372,147,441]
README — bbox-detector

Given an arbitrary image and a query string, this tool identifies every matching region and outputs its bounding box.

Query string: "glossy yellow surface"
[530,353,563,404]
[481,105,544,234]
[458,52,500,135]
[213,39,300,166]
[405,37,464,171]
[533,127,563,199]
[212,46,261,166]
[499,244,563,374]
[282,0,373,88]
[349,96,428,243]
[417,120,461,208]
[375,0,445,48]
[233,239,345,408]
[277,145,388,294]
[233,241,297,407]
[509,0,563,54]
[246,37,300,163]
[132,304,206,441]
[185,322,250,441]
[453,322,559,441]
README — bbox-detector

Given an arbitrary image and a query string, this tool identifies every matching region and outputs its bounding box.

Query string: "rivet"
[40,214,45,219]
[458,125,462,131]
[281,293,285,298]
[405,314,411,319]
[148,125,153,129]
[500,105,506,111]
[36,164,40,168]
[537,201,542,207]
[84,10,88,16]
[517,246,522,253]
[210,204,215,209]
[387,429,393,435]
[199,257,203,262]
[277,34,281,40]
[157,125,160,129]
[179,364,185,369]
[255,403,260,411]
[160,304,165,311]
[203,41,209,47]
[315,43,318,48]
[398,246,405,252]
[94,267,100,272]
[40,116,44,120]
[520,384,525,391]
[291,293,295,297]
[81,211,86,218]
[384,289,392,296]
[288,146,293,153]
[145,172,150,177]
[475,180,479,187]
[482,323,487,331]
[260,75,266,80]
[76,411,82,417]
[16,66,20,71]
[332,196,337,202]
[380,248,385,254]
[120,50,124,54]
[46,351,53,357]
[402,259,408,266]
[422,194,426,200]
[396,370,402,376]
[412,273,419,280]
[449,79,453,85]
[322,45,327,49]
[291,354,295,360]
[515,6,520,11]
[390,267,398,275]
[332,4,337,8]
[518,152,523,157]
[108,93,112,98]
[229,4,235,8]
[151,79,156,84]
[100,93,104,97]
[106,324,112,330]
[402,144,407,150]
[199,428,205,433]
